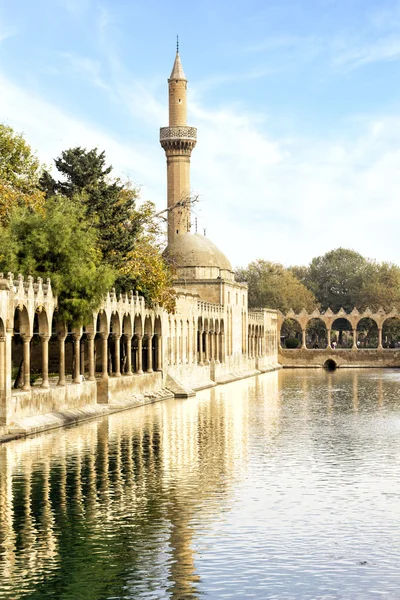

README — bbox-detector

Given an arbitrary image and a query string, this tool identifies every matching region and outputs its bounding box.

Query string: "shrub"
[285,337,300,349]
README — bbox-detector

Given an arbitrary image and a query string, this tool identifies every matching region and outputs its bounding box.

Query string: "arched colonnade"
[278,307,400,350]
[8,282,165,390]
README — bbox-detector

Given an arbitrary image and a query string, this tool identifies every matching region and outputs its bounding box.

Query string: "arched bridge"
[278,307,400,368]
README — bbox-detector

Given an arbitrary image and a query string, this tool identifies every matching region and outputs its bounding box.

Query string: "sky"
[1,0,400,268]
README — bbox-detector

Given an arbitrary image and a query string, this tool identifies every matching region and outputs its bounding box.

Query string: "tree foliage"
[0,197,114,325]
[41,147,140,269]
[296,248,369,312]
[0,124,45,223]
[41,146,176,309]
[235,260,317,313]
[291,248,400,312]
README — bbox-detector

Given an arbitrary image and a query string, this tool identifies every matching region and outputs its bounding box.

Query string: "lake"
[1,369,400,599]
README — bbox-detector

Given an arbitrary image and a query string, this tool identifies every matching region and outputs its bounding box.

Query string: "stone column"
[113,335,121,377]
[125,335,132,374]
[327,328,331,348]
[378,328,383,350]
[352,329,358,350]
[73,333,81,383]
[21,334,32,391]
[57,332,67,386]
[215,332,220,364]
[301,328,307,349]
[137,335,143,374]
[87,333,95,381]
[147,335,153,373]
[40,335,50,389]
[210,331,214,362]
[101,333,109,380]
[198,330,204,366]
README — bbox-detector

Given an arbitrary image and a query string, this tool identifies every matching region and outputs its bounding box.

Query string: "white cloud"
[0,71,165,206]
[333,34,400,69]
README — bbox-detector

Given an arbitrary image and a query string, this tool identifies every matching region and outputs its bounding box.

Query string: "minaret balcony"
[160,126,197,146]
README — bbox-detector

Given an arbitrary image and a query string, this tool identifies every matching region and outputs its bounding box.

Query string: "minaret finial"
[177,35,179,53]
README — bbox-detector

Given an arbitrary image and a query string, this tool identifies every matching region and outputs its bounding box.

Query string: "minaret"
[160,41,197,245]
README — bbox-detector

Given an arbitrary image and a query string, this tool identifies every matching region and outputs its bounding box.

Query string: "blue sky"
[2,0,400,267]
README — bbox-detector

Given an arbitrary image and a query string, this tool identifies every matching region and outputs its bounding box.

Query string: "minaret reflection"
[352,370,359,412]
[378,376,384,409]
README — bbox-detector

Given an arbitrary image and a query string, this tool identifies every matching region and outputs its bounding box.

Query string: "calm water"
[1,369,400,599]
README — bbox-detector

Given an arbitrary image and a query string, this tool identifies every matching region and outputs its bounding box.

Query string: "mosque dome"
[164,233,233,276]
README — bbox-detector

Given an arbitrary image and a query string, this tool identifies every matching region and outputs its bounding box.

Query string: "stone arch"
[174,320,178,365]
[12,306,33,390]
[324,358,337,371]
[167,318,172,365]
[306,318,328,349]
[185,319,190,364]
[35,307,50,337]
[280,318,302,349]
[203,318,209,364]
[110,312,121,336]
[154,316,162,336]
[0,316,5,415]
[95,311,109,378]
[331,318,353,348]
[382,317,400,348]
[96,311,108,335]
[154,315,162,371]
[108,312,122,376]
[143,316,154,373]
[356,317,378,348]
[197,316,203,364]
[120,314,133,375]
[14,305,30,336]
[122,314,132,337]
[132,315,144,373]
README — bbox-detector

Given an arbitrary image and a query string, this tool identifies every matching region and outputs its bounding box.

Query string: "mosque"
[0,49,279,440]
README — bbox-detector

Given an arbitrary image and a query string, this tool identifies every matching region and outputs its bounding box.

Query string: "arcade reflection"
[0,374,272,600]
[0,369,398,599]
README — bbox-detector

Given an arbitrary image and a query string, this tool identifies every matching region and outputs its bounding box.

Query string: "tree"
[41,147,140,270]
[41,147,176,309]
[295,248,370,312]
[291,248,400,313]
[0,197,114,325]
[0,124,45,223]
[235,260,317,313]
[359,262,400,311]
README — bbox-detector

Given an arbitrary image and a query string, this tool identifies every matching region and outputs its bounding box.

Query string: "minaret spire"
[160,45,197,244]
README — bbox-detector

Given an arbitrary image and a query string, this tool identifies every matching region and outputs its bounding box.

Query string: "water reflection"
[1,370,400,599]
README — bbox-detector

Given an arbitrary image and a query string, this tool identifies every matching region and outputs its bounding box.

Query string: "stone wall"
[279,348,400,368]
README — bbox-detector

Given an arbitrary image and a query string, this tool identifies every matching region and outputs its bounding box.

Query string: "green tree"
[235,260,317,313]
[296,248,370,312]
[291,248,400,313]
[0,124,45,223]
[359,262,400,311]
[41,147,140,270]
[41,147,176,309]
[0,197,114,325]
